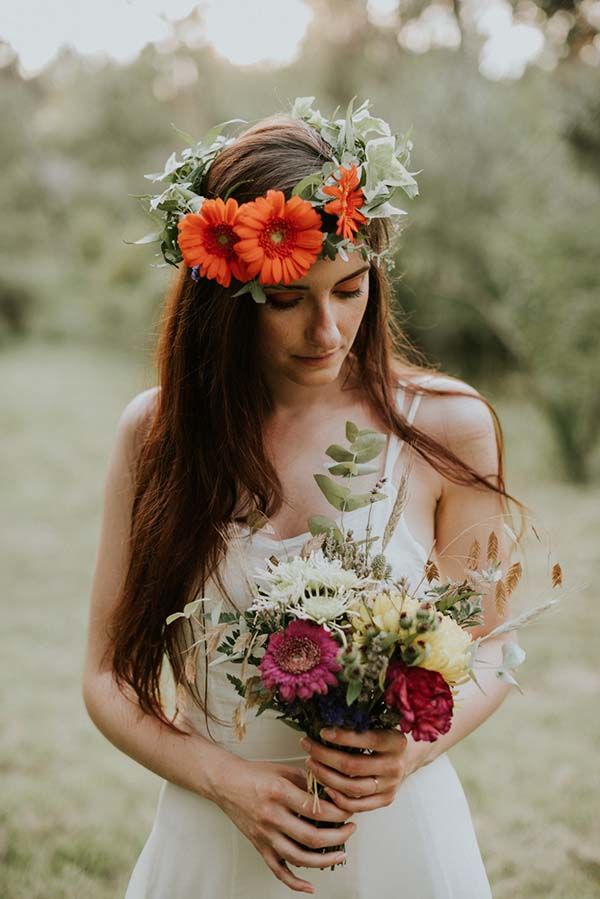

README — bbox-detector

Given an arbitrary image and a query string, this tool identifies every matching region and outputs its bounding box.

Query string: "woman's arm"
[405,384,516,774]
[81,390,235,803]
[82,393,357,893]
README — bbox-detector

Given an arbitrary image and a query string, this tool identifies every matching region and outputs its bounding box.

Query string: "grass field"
[1,340,599,898]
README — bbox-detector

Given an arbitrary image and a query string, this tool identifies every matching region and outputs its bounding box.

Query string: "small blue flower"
[313,685,370,732]
[191,265,201,282]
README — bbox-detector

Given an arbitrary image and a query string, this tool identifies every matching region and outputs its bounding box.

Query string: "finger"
[284,776,354,823]
[264,848,317,893]
[319,726,381,751]
[322,785,395,813]
[307,742,388,778]
[272,833,348,870]
[284,812,357,851]
[306,758,393,799]
[319,726,408,754]
[284,766,314,792]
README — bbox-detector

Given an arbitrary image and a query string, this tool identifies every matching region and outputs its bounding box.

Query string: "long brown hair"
[106,112,526,735]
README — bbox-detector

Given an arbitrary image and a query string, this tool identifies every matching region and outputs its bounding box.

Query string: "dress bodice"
[175,377,434,760]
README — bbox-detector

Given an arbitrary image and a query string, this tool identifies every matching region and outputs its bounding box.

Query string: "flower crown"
[129,96,420,304]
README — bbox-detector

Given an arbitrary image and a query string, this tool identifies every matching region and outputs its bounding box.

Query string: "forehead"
[266,250,370,290]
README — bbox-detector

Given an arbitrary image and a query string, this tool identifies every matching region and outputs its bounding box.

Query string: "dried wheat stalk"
[551,563,563,588]
[505,561,523,595]
[466,538,481,571]
[381,468,411,552]
[487,531,499,564]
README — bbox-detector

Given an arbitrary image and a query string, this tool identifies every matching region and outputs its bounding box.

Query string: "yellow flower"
[417,614,472,685]
[351,590,421,637]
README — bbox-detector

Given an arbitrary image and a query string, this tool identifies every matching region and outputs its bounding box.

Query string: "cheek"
[256,313,296,352]
[345,297,368,332]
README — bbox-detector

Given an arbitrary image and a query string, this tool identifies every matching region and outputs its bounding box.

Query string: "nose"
[305,298,341,352]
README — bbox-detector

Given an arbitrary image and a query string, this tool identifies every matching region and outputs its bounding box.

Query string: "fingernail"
[320,728,335,739]
[300,737,309,749]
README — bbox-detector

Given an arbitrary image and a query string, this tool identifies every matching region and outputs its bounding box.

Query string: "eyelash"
[265,287,365,310]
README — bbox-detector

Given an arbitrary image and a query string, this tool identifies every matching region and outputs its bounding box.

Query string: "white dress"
[124,378,493,898]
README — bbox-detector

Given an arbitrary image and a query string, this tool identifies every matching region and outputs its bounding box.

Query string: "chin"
[299,367,345,387]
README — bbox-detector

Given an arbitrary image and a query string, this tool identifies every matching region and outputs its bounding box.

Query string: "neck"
[262,355,362,417]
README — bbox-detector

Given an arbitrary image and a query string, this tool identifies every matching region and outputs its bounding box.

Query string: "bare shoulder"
[115,385,160,470]
[410,372,499,468]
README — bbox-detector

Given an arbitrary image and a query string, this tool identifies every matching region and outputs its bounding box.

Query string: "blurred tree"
[1,12,598,478]
[393,55,600,480]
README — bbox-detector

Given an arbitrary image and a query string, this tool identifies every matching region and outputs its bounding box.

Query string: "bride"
[82,98,524,896]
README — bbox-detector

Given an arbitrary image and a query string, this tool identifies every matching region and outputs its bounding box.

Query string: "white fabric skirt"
[124,751,492,898]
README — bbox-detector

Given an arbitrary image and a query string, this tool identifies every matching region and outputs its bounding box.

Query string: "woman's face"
[255,249,370,389]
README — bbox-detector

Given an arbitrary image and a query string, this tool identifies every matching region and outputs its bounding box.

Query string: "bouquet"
[167,420,562,868]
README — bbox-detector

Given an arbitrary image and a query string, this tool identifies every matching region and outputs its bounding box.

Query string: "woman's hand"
[213,756,358,895]
[300,726,421,813]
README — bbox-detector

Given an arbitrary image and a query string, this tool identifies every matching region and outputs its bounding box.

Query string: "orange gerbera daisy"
[233,189,324,285]
[177,197,251,288]
[322,162,367,242]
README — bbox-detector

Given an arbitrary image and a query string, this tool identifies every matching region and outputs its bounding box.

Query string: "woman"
[83,103,524,897]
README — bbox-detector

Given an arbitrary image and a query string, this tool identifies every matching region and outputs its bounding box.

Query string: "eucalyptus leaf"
[350,432,387,462]
[328,461,359,477]
[308,515,344,542]
[325,443,355,462]
[355,463,380,475]
[344,491,387,512]
[345,421,359,442]
[314,473,352,504]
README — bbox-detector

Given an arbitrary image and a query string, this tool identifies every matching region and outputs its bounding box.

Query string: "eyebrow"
[265,264,370,291]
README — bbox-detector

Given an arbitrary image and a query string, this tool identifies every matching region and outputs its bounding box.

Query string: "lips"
[296,350,338,359]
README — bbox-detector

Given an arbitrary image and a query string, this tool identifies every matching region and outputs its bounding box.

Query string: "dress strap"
[382,375,435,482]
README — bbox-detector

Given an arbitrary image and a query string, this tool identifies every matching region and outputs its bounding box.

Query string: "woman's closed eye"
[265,286,365,310]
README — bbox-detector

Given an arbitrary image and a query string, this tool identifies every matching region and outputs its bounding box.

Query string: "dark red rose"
[384,657,454,742]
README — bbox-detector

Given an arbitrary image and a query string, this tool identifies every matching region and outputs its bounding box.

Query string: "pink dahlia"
[384,657,454,742]
[259,620,342,702]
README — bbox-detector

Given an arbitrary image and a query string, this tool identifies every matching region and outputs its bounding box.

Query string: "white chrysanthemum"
[299,590,353,623]
[254,549,366,606]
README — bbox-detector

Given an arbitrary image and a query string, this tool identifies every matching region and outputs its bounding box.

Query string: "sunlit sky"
[0,0,598,81]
